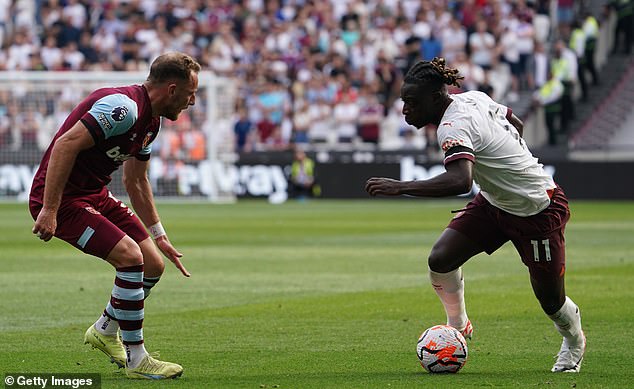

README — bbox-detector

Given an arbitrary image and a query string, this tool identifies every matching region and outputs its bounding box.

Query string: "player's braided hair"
[147,52,201,83]
[404,57,464,90]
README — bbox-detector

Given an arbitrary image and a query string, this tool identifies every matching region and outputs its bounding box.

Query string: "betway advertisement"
[1,151,633,201]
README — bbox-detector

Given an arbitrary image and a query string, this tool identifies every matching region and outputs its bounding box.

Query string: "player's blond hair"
[147,52,201,83]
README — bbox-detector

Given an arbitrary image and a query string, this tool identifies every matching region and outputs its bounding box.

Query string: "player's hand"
[32,207,57,242]
[365,177,403,196]
[155,235,190,277]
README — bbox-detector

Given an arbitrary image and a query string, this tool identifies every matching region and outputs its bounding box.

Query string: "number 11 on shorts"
[531,239,551,262]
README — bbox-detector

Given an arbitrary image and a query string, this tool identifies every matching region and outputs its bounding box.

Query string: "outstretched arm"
[33,122,95,241]
[365,158,474,197]
[123,157,190,277]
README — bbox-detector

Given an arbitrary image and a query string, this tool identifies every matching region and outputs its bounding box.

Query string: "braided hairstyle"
[404,57,464,91]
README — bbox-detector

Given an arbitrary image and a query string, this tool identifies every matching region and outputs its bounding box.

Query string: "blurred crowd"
[0,0,630,155]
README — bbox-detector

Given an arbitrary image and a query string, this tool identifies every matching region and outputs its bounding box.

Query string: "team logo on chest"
[111,106,129,122]
[84,206,101,215]
[142,132,154,148]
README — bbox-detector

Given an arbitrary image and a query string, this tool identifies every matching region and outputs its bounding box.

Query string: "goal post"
[0,71,237,202]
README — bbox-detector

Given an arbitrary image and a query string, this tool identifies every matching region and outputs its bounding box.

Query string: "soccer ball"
[416,325,468,373]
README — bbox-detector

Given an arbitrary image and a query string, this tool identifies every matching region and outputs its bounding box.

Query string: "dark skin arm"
[508,112,524,137]
[365,158,474,197]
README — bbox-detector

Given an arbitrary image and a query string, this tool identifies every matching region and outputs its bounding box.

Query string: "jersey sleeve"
[137,144,152,159]
[80,94,139,143]
[437,119,476,166]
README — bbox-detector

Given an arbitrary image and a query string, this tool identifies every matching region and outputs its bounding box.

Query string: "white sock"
[548,296,583,344]
[429,267,468,330]
[94,313,118,336]
[126,343,149,368]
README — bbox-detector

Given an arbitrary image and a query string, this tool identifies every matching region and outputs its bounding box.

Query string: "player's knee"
[539,298,563,315]
[110,239,144,268]
[149,257,165,276]
[537,294,565,315]
[141,244,165,277]
[119,246,143,267]
[428,249,453,274]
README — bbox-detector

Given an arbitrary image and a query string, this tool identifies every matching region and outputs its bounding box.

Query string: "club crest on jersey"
[84,206,101,215]
[111,106,129,122]
[142,132,153,148]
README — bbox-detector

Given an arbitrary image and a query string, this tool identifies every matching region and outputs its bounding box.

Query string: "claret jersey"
[30,85,160,203]
[437,91,555,217]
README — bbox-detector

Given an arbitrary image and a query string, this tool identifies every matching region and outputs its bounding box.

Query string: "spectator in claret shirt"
[357,88,384,144]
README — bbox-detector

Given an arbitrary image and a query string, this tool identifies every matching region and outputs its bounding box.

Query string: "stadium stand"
[569,56,634,150]
[0,0,631,158]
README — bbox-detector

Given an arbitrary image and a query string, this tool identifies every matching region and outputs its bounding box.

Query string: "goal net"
[0,71,237,202]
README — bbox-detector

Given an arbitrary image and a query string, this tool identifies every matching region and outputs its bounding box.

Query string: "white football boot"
[552,331,586,373]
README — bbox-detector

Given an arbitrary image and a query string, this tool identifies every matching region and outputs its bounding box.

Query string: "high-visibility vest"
[538,78,564,109]
[583,16,599,51]
[583,16,598,39]
[570,28,585,57]
[551,57,570,81]
[291,158,315,184]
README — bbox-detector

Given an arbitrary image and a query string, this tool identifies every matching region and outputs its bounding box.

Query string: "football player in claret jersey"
[365,58,585,373]
[30,52,199,379]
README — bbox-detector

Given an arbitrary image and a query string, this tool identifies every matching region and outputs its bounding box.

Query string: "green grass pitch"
[1,199,633,388]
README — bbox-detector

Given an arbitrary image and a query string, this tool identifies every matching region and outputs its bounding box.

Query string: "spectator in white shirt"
[308,97,334,144]
[515,14,536,89]
[532,41,549,88]
[40,36,63,70]
[469,20,496,70]
[62,0,86,30]
[499,25,520,102]
[454,51,485,92]
[62,42,85,70]
[334,92,360,143]
[441,17,467,64]
[6,31,34,70]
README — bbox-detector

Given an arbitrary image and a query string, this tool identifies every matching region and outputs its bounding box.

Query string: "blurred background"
[0,0,632,202]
